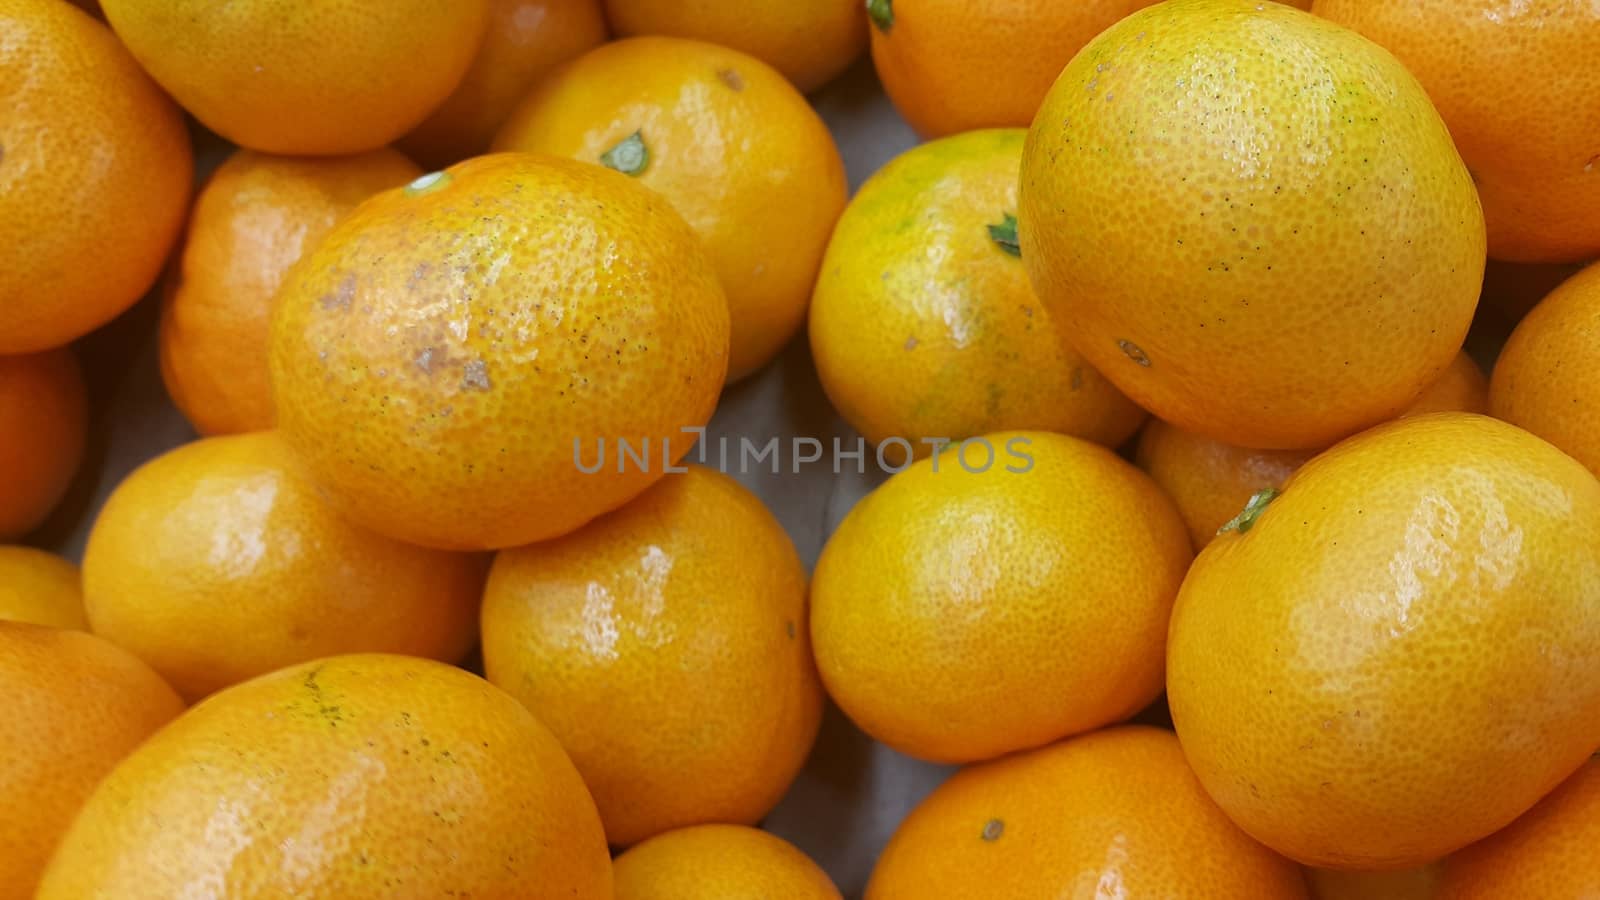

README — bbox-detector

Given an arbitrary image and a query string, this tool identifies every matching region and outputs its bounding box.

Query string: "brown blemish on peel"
[981,819,1004,841]
[461,359,491,391]
[1117,339,1151,367]
[717,68,745,91]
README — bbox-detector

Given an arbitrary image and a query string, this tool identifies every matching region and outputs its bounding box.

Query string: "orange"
[1139,352,1488,549]
[0,546,85,630]
[1491,260,1600,478]
[614,825,842,900]
[0,348,87,540]
[1314,1,1600,262]
[1019,0,1484,450]
[82,432,485,701]
[99,0,489,155]
[602,0,866,93]
[867,0,1159,138]
[0,0,190,354]
[810,130,1144,460]
[811,431,1191,764]
[866,726,1308,899]
[1307,866,1440,900]
[270,153,729,550]
[1435,758,1600,899]
[400,0,608,168]
[161,148,423,436]
[1168,414,1600,868]
[37,654,613,899]
[481,465,821,846]
[496,37,846,382]
[0,623,184,900]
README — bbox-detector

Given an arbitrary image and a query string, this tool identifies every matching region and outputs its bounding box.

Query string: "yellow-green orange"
[811,130,1144,461]
[0,546,84,630]
[614,825,842,900]
[1169,414,1600,868]
[1019,0,1484,450]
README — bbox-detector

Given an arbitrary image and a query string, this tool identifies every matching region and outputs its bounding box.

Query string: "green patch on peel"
[988,213,1021,256]
[601,131,650,176]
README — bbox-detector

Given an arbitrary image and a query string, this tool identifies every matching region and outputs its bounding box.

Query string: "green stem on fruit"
[988,213,1021,257]
[600,131,650,176]
[1219,488,1280,536]
[867,0,894,32]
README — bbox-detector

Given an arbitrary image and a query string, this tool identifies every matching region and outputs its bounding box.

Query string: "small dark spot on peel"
[1117,339,1151,366]
[1070,367,1084,391]
[904,335,919,351]
[786,620,797,639]
[981,819,1004,841]
[717,68,745,91]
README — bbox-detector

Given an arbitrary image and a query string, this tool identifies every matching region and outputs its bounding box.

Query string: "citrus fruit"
[1168,413,1600,868]
[37,654,613,899]
[614,825,842,900]
[0,622,183,900]
[866,726,1309,899]
[602,0,866,93]
[1314,1,1600,262]
[270,153,729,550]
[810,130,1144,460]
[866,0,1158,138]
[496,37,846,382]
[0,0,191,353]
[1019,0,1484,450]
[481,465,820,846]
[400,0,608,168]
[98,0,490,154]
[161,148,423,436]
[82,432,486,700]
[1138,352,1487,549]
[0,348,87,540]
[1307,865,1440,900]
[1435,757,1600,899]
[1491,260,1600,477]
[0,546,84,630]
[811,431,1191,764]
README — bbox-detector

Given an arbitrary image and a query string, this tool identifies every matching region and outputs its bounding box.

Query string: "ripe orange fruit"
[812,432,1191,764]
[99,0,489,155]
[614,825,842,900]
[270,154,729,550]
[1306,865,1440,900]
[1491,260,1600,477]
[496,37,846,382]
[1314,1,1600,262]
[1019,0,1484,450]
[0,349,87,540]
[1168,414,1600,868]
[400,0,608,168]
[811,130,1144,460]
[602,0,866,93]
[481,466,820,846]
[866,0,1158,138]
[82,432,485,700]
[37,654,613,898]
[1139,352,1487,549]
[0,0,190,354]
[1434,757,1600,899]
[0,622,183,900]
[161,148,423,436]
[867,726,1308,899]
[0,546,84,630]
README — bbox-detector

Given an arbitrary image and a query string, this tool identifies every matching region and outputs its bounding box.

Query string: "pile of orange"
[5,0,1600,896]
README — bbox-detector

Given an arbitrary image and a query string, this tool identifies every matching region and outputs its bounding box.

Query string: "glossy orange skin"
[496,37,846,381]
[0,623,184,900]
[1019,0,1484,450]
[1315,1,1600,262]
[100,0,488,155]
[0,349,86,540]
[0,546,85,630]
[867,727,1308,899]
[400,0,608,168]
[614,825,843,900]
[1491,260,1600,478]
[38,655,613,899]
[162,149,423,436]
[602,0,866,93]
[812,432,1191,764]
[1435,758,1600,899]
[1139,352,1487,549]
[1169,414,1600,868]
[82,432,486,701]
[270,153,729,550]
[481,466,821,846]
[869,0,1159,138]
[811,130,1145,460]
[0,0,191,354]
